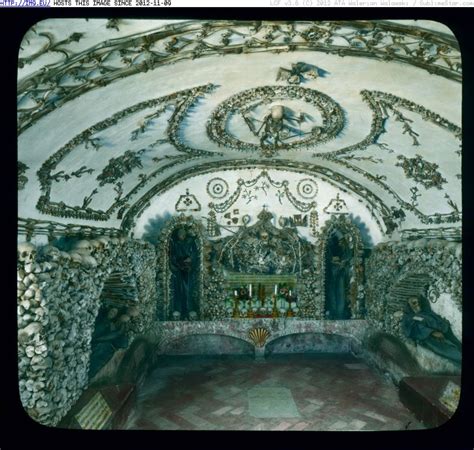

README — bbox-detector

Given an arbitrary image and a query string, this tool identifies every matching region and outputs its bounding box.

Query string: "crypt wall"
[17,238,157,426]
[16,18,462,428]
[364,238,462,376]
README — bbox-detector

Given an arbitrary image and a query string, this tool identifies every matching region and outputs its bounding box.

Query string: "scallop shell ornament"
[248,327,270,347]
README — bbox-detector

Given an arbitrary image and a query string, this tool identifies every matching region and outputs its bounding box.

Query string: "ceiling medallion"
[207,85,345,157]
[206,177,229,199]
[297,178,318,199]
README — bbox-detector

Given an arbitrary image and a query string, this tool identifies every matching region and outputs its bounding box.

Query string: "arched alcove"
[88,270,141,382]
[162,334,255,356]
[265,332,357,356]
[17,238,157,426]
[385,272,432,336]
[155,215,205,321]
[319,215,366,319]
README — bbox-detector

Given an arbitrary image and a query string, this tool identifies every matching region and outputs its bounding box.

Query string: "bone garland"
[208,169,317,214]
[18,20,461,133]
[18,217,123,242]
[35,84,215,221]
[123,160,390,235]
[206,210,219,237]
[18,161,30,190]
[310,209,319,236]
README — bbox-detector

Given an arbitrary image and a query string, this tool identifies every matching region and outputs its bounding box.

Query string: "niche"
[88,271,139,381]
[168,225,201,320]
[324,231,352,319]
[157,216,204,321]
[320,215,366,319]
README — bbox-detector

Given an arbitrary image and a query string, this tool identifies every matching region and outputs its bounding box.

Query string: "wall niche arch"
[88,270,139,382]
[365,240,462,336]
[156,214,205,321]
[319,214,366,319]
[384,272,432,337]
[17,238,156,427]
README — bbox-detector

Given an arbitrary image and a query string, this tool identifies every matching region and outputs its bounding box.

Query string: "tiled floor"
[124,354,424,431]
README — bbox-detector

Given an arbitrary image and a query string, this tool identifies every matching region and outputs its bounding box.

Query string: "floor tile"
[124,354,424,431]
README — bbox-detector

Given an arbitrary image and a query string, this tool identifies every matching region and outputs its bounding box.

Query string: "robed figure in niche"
[169,226,199,320]
[325,234,352,319]
[401,295,461,365]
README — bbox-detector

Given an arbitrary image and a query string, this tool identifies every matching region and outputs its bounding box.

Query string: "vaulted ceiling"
[17,19,462,244]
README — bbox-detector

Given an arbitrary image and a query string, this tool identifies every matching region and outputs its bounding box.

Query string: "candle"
[249,284,252,297]
[274,285,278,295]
[234,290,238,297]
[289,290,292,297]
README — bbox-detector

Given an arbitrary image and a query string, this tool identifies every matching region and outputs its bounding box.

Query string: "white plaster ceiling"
[17,19,462,242]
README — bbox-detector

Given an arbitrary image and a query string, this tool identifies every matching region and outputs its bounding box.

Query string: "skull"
[18,322,42,343]
[259,230,269,242]
[393,310,403,320]
[18,242,36,263]
[81,255,98,268]
[107,308,119,320]
[127,306,140,318]
[172,311,181,321]
[97,237,110,249]
[270,105,284,120]
[89,239,102,250]
[60,251,71,261]
[41,245,61,262]
[189,311,198,321]
[117,314,130,324]
[67,250,82,263]
[72,240,92,255]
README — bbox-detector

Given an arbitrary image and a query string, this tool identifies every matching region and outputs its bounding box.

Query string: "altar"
[223,272,299,318]
[157,208,366,321]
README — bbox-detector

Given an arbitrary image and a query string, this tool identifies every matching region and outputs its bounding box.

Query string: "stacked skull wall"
[365,238,462,370]
[17,237,157,426]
